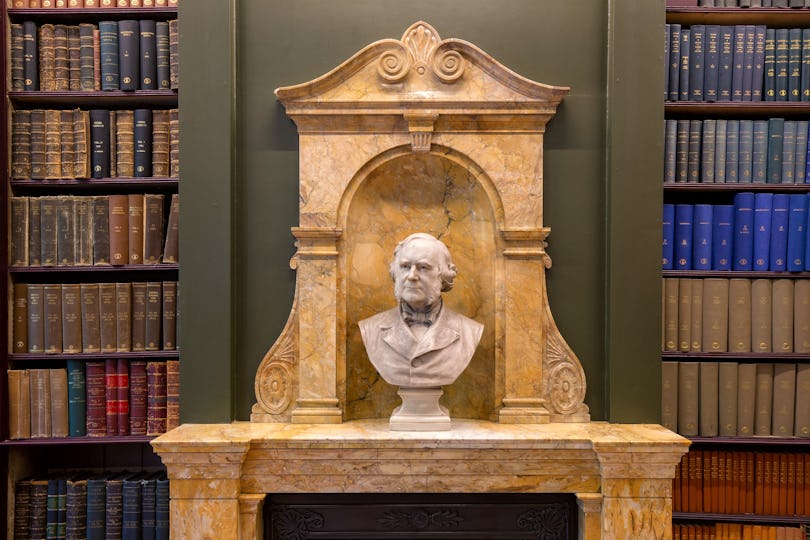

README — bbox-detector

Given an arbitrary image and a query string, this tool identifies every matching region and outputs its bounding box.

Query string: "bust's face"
[393,238,443,310]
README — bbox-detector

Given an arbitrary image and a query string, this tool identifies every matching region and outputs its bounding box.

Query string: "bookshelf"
[1,3,179,538]
[664,4,810,537]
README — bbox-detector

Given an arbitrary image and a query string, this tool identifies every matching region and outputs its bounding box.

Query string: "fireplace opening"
[264,492,578,539]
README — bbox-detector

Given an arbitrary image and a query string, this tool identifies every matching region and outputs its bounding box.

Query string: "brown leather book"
[27,284,45,353]
[755,452,766,514]
[39,195,58,266]
[688,450,703,512]
[92,195,110,265]
[146,361,167,435]
[690,279,703,351]
[11,23,23,91]
[75,196,93,266]
[169,20,178,90]
[116,358,130,436]
[50,368,69,438]
[145,281,162,350]
[699,361,719,436]
[43,283,63,354]
[29,369,52,438]
[162,281,177,350]
[44,109,62,179]
[778,453,789,516]
[728,278,752,353]
[60,283,82,353]
[702,278,729,352]
[131,282,147,351]
[59,110,74,179]
[162,193,179,264]
[707,450,718,514]
[718,451,727,514]
[99,282,117,352]
[128,193,145,264]
[53,24,69,91]
[80,283,101,353]
[116,282,132,351]
[8,370,31,439]
[85,361,106,436]
[56,195,75,266]
[169,108,179,177]
[166,358,179,431]
[29,197,41,267]
[129,360,148,435]
[39,24,56,91]
[787,453,796,516]
[79,24,95,92]
[29,109,46,180]
[151,110,170,177]
[11,110,31,179]
[718,361,738,437]
[797,454,805,518]
[678,278,692,352]
[11,197,29,267]
[737,363,757,436]
[14,283,28,353]
[745,451,755,514]
[794,280,810,353]
[115,110,134,177]
[678,361,699,436]
[143,194,165,264]
[109,109,117,176]
[795,364,810,438]
[751,278,773,353]
[108,194,129,266]
[771,363,796,437]
[755,363,775,436]
[104,358,118,436]
[67,25,80,91]
[772,279,795,353]
[73,108,91,178]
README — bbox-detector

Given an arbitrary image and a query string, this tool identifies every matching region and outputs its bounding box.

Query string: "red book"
[166,359,179,431]
[85,361,106,436]
[129,360,147,435]
[116,358,129,436]
[146,361,167,436]
[105,359,118,435]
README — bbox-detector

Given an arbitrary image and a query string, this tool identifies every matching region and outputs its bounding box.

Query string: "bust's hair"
[389,233,457,292]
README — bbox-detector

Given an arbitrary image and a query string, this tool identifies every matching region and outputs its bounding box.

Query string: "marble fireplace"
[151,22,688,539]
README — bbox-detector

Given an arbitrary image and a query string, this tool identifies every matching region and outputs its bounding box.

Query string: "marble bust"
[359,233,484,387]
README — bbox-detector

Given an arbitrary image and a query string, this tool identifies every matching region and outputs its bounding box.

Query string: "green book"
[66,359,86,437]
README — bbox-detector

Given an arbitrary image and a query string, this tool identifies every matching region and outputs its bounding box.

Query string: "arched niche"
[252,21,589,425]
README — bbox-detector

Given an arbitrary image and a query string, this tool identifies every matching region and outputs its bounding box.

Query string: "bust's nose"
[406,265,419,280]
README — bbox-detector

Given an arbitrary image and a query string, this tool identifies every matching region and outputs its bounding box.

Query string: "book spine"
[732,26,745,101]
[76,197,93,266]
[79,23,95,91]
[162,281,177,350]
[703,278,730,352]
[99,283,117,352]
[786,193,808,271]
[134,109,153,177]
[773,279,795,352]
[43,283,63,354]
[11,110,32,180]
[752,25,766,101]
[733,192,755,270]
[139,19,157,90]
[782,120,797,184]
[81,282,101,353]
[29,198,41,267]
[737,363,757,435]
[39,24,55,91]
[99,20,119,90]
[795,364,810,436]
[166,358,179,430]
[85,479,105,539]
[772,363,796,436]
[61,283,82,353]
[50,368,69,438]
[146,361,167,435]
[155,478,169,540]
[117,358,130,435]
[29,368,52,437]
[122,477,142,540]
[44,109,62,179]
[132,282,147,351]
[105,358,119,435]
[770,193,790,270]
[169,108,179,177]
[118,20,140,91]
[718,361,738,437]
[151,110,170,177]
[664,119,677,184]
[765,28,777,101]
[752,119,768,183]
[699,361,719,436]
[85,361,106,436]
[753,193,772,271]
[687,119,702,183]
[156,21,170,89]
[116,282,132,351]
[718,27,733,101]
[728,278,752,353]
[129,360,148,435]
[678,361,699,436]
[105,478,124,540]
[752,278,773,353]
[23,21,39,91]
[755,363,775,435]
[693,204,712,270]
[73,109,91,179]
[11,197,29,267]
[789,28,802,101]
[30,109,46,180]
[794,120,808,184]
[140,478,156,540]
[689,25,705,102]
[663,203,674,270]
[27,284,45,353]
[14,480,31,538]
[8,370,31,439]
[92,195,111,265]
[726,119,740,183]
[13,283,28,353]
[66,359,86,437]
[775,28,790,100]
[661,361,679,431]
[738,119,754,183]
[675,204,693,270]
[29,480,49,539]
[66,479,87,539]
[700,119,716,183]
[802,28,810,102]
[144,194,165,263]
[128,193,145,264]
[115,109,135,177]
[90,109,111,178]
[109,194,129,265]
[53,24,69,91]
[162,193,179,263]
[169,19,178,90]
[742,25,755,101]
[704,26,719,102]
[146,281,162,350]
[11,24,24,90]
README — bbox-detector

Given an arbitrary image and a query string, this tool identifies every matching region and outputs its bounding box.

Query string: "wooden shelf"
[665,101,810,118]
[0,435,156,447]
[664,183,810,193]
[7,7,177,22]
[667,7,810,26]
[10,176,178,194]
[662,270,810,277]
[9,350,179,362]
[9,264,178,278]
[686,435,810,446]
[9,90,177,108]
[662,351,810,360]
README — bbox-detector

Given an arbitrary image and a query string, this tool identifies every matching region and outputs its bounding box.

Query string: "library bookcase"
[1,2,179,538]
[664,4,810,538]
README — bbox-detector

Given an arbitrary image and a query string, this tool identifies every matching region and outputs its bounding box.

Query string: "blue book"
[787,193,808,271]
[806,193,810,271]
[742,25,756,101]
[764,28,776,101]
[668,24,682,101]
[782,120,797,184]
[675,204,694,270]
[770,194,790,271]
[738,119,754,183]
[663,203,675,270]
[753,192,773,271]
[732,25,746,101]
[733,192,755,270]
[693,204,713,270]
[140,475,158,540]
[664,120,677,183]
[705,25,720,102]
[795,120,808,184]
[752,119,768,183]
[85,477,106,540]
[752,25,766,101]
[715,119,728,183]
[98,21,119,91]
[718,26,734,101]
[689,25,706,101]
[712,204,735,270]
[155,478,169,540]
[726,120,740,183]
[806,120,810,183]
[766,117,785,183]
[701,120,717,183]
[122,474,142,540]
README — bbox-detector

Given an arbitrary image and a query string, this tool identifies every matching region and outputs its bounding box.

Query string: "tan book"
[146,282,162,350]
[162,281,177,349]
[699,361,719,436]
[14,283,28,353]
[678,361,699,436]
[73,108,91,179]
[56,195,76,266]
[109,110,117,177]
[690,279,703,351]
[43,284,63,354]
[795,364,810,437]
[115,110,134,177]
[162,193,179,263]
[99,282,117,352]
[27,284,45,353]
[39,25,56,91]
[30,109,46,180]
[772,279,795,353]
[131,282,147,351]
[44,109,62,179]
[109,194,129,266]
[11,110,31,179]
[169,108,179,177]
[61,283,82,353]
[728,278,752,353]
[737,363,757,436]
[67,25,80,91]
[754,363,774,436]
[771,363,796,437]
[166,359,180,430]
[702,278,729,352]
[128,194,145,264]
[678,278,692,352]
[10,197,29,267]
[116,282,132,351]
[751,278,772,353]
[53,25,69,90]
[152,110,170,177]
[59,111,75,181]
[81,283,101,353]
[144,194,165,263]
[794,280,810,353]
[49,368,69,438]
[29,368,52,438]
[75,197,93,266]
[28,198,41,267]
[718,362,738,437]
[8,370,31,439]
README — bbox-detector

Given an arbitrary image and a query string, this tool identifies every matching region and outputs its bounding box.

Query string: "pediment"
[275,21,569,114]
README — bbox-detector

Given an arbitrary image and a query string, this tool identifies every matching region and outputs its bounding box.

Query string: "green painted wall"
[179,0,664,423]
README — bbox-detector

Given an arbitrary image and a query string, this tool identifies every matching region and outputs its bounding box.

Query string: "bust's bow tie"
[400,300,442,327]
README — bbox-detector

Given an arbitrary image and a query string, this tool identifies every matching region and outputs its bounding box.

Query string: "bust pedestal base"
[390,386,450,431]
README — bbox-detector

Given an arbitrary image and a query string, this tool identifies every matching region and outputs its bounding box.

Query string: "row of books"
[662,278,810,354]
[13,472,169,540]
[10,193,179,268]
[673,523,807,540]
[10,108,180,180]
[663,194,810,272]
[663,119,810,185]
[13,281,178,354]
[665,25,810,102]
[661,361,810,437]
[7,359,179,439]
[691,0,810,5]
[673,450,810,516]
[12,19,179,92]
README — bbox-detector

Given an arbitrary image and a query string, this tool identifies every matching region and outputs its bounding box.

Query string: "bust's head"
[389,233,457,310]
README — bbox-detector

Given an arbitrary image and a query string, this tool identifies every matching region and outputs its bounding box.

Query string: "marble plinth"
[389,387,450,431]
[151,420,689,540]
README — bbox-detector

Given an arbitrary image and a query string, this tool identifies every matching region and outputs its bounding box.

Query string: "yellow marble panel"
[170,499,240,540]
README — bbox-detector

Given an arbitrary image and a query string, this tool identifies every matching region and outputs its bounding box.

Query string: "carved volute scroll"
[252,21,590,424]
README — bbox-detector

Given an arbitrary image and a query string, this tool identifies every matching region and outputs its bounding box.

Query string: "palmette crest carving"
[378,22,465,84]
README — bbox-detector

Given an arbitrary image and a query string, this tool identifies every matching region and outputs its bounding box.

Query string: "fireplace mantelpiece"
[151,421,688,539]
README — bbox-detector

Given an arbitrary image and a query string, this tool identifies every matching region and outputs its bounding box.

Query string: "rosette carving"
[254,286,299,418]
[543,320,588,418]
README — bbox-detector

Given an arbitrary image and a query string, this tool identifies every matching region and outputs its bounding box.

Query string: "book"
[690,278,703,352]
[53,24,69,91]
[115,110,135,177]
[738,119,754,182]
[663,203,674,269]
[752,119,768,183]
[169,19,178,90]
[130,360,148,435]
[703,278,729,352]
[29,198,41,267]
[105,358,119,436]
[79,23,95,91]
[119,20,140,91]
[66,359,86,437]
[699,362,719,436]
[162,193,179,263]
[132,282,147,351]
[662,361,678,431]
[81,283,101,353]
[795,364,810,436]
[11,197,29,267]
[14,480,31,539]
[789,28,802,101]
[678,361,699,436]
[92,195,111,265]
[751,278,772,353]
[106,475,125,540]
[728,278,751,353]
[90,109,111,178]
[8,370,31,439]
[752,25,766,100]
[796,279,810,353]
[116,282,132,351]
[156,21,170,90]
[771,363,796,436]
[155,476,169,539]
[664,278,679,352]
[29,368,52,438]
[692,204,712,269]
[678,278,692,352]
[117,358,131,435]
[146,282,162,349]
[50,368,69,437]
[99,20,119,90]
[44,109,62,179]
[109,194,129,265]
[754,363,774,435]
[163,281,177,350]
[134,109,153,177]
[770,193,790,271]
[803,28,810,102]
[128,193,145,264]
[795,120,808,184]
[675,204,693,270]
[13,283,28,354]
[76,197,93,266]
[786,193,807,271]
[27,284,45,353]
[122,474,142,540]
[753,192,772,270]
[56,195,76,266]
[11,110,32,180]
[73,109,91,179]
[773,279,795,352]
[29,479,49,539]
[687,119,701,183]
[151,110,170,177]
[61,283,82,353]
[782,120,798,183]
[147,361,167,435]
[99,283,117,352]
[140,475,157,540]
[144,194,165,263]
[29,109,46,180]
[775,28,790,100]
[726,119,740,183]
[737,362,757,435]
[43,283,63,353]
[85,361,106,436]
[39,24,56,91]
[166,358,180,430]
[85,476,106,540]
[718,362,738,437]
[712,204,733,270]
[169,108,179,177]
[23,20,39,91]
[767,117,785,183]
[65,478,87,540]
[732,192,754,270]
[139,19,157,90]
